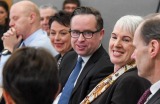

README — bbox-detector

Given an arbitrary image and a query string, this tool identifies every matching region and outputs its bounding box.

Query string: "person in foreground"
[49,11,73,69]
[81,15,151,104]
[132,13,160,104]
[2,47,60,104]
[54,7,114,104]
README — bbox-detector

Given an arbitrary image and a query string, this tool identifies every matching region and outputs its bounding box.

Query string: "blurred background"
[9,0,159,51]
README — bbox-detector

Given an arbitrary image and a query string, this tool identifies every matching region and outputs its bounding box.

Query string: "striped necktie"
[137,88,151,104]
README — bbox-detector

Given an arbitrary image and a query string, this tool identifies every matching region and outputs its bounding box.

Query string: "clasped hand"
[2,27,22,53]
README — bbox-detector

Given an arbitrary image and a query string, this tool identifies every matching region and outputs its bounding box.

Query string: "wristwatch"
[1,49,11,55]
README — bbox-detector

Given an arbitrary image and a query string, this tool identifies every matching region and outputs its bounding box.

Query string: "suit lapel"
[71,46,105,95]
[60,52,78,88]
[147,89,160,104]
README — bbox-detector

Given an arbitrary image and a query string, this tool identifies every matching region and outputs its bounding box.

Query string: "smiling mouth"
[113,50,124,56]
[77,44,86,50]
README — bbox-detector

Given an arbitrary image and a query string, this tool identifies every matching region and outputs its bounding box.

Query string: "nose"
[9,20,14,27]
[55,34,60,41]
[42,18,48,25]
[114,39,122,47]
[68,8,74,13]
[78,33,85,41]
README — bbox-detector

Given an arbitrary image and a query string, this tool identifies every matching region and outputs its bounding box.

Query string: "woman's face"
[109,25,135,67]
[0,6,8,25]
[49,21,72,55]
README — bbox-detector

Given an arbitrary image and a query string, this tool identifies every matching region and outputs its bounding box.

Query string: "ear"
[149,39,160,58]
[29,12,36,24]
[3,90,15,104]
[54,83,61,99]
[99,28,105,40]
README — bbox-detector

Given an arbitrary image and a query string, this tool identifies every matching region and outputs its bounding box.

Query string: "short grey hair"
[115,15,143,36]
[39,4,57,11]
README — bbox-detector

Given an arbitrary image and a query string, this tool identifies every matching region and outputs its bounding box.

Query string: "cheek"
[49,36,55,43]
[71,39,75,48]
[49,35,54,40]
[65,38,71,46]
[108,40,114,52]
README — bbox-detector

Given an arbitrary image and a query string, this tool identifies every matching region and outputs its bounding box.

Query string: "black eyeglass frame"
[69,29,101,39]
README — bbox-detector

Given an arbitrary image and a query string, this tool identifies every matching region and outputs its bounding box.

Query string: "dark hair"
[62,0,80,10]
[140,16,160,45]
[49,11,71,28]
[0,0,9,24]
[71,6,103,31]
[3,47,59,104]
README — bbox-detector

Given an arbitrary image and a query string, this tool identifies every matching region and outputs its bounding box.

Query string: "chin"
[111,59,121,65]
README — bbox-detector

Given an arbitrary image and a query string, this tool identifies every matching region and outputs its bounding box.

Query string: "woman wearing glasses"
[49,11,73,69]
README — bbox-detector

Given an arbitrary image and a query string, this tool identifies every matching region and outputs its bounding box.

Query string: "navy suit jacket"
[59,45,114,104]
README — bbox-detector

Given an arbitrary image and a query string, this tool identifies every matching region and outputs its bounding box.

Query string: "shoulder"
[60,51,77,65]
[63,51,77,59]
[115,67,151,89]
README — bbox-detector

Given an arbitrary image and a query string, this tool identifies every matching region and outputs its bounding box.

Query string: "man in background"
[62,0,80,13]
[39,4,57,35]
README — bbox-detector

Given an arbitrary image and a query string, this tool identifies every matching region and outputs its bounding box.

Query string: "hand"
[2,28,22,52]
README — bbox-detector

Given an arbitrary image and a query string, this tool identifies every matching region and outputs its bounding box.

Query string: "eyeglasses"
[69,29,101,39]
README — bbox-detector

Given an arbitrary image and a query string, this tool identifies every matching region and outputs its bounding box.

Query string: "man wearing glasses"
[54,7,114,104]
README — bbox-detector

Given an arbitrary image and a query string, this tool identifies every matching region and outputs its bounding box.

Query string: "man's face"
[9,5,30,39]
[132,24,153,80]
[40,8,56,35]
[70,14,104,57]
[64,3,77,13]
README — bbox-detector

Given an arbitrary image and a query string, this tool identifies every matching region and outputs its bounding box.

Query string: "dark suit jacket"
[59,45,114,104]
[147,88,160,104]
[55,48,74,63]
[91,67,151,104]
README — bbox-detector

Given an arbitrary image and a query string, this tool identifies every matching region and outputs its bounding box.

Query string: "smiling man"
[53,7,114,104]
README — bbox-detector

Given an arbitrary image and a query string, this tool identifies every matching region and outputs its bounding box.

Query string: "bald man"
[0,0,58,86]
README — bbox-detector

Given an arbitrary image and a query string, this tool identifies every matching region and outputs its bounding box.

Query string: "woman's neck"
[114,65,123,72]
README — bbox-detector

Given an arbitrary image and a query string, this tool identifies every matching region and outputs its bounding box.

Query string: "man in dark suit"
[53,7,114,104]
[132,13,160,104]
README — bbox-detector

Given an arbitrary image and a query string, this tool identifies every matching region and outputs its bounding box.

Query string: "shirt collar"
[150,80,160,95]
[23,29,47,46]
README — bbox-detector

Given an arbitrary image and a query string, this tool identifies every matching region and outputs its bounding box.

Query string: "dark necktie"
[58,57,83,104]
[137,88,151,104]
